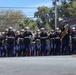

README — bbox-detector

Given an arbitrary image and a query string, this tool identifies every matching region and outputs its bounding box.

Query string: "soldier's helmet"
[1,32,5,35]
[9,27,13,30]
[25,27,29,30]
[16,31,20,33]
[16,31,20,35]
[51,29,54,32]
[20,29,24,32]
[41,28,45,32]
[25,27,29,32]
[5,29,8,32]
[56,27,59,30]
[72,27,75,30]
[72,27,75,32]
[37,29,40,32]
[56,27,59,32]
[41,28,44,30]
[50,29,54,34]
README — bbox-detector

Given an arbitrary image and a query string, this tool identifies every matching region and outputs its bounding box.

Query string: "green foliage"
[58,0,76,18]
[34,6,50,26]
[21,18,39,32]
[45,23,52,31]
[0,0,76,32]
[57,0,76,28]
[0,10,24,31]
[34,0,76,30]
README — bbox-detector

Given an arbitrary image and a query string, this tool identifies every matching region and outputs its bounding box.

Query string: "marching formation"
[0,24,76,57]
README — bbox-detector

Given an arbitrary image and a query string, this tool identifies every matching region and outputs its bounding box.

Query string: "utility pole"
[53,0,59,30]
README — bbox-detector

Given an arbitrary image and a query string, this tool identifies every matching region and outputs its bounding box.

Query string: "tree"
[58,0,76,19]
[45,23,52,31]
[21,18,39,32]
[34,1,76,30]
[0,10,25,31]
[34,6,53,30]
[34,6,50,27]
[60,0,74,3]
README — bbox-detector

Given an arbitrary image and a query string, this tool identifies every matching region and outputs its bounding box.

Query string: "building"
[58,15,76,28]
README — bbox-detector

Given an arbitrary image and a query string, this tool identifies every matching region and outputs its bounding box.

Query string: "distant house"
[58,15,76,28]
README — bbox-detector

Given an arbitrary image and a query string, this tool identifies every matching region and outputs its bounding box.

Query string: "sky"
[0,0,53,18]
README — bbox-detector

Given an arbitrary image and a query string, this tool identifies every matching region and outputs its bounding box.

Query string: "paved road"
[0,56,76,75]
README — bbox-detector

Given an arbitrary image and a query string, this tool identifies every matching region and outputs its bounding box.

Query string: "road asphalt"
[0,56,76,75]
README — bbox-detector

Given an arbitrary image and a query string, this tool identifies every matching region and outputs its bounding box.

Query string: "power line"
[0,7,38,9]
[0,6,51,9]
[0,17,37,19]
